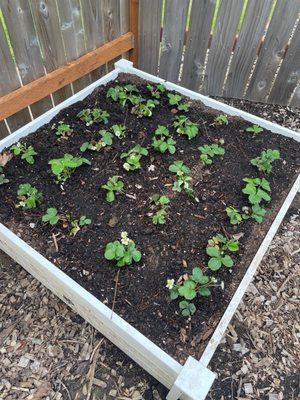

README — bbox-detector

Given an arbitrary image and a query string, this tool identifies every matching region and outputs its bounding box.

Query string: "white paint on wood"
[166,357,216,400]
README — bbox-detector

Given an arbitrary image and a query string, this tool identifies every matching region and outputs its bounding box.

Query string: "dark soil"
[0,73,299,364]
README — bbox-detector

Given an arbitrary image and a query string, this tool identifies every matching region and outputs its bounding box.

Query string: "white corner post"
[166,357,216,400]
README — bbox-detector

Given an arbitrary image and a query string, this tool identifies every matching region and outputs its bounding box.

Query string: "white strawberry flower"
[166,278,175,290]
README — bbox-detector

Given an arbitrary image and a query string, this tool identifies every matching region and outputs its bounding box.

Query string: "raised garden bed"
[0,60,299,400]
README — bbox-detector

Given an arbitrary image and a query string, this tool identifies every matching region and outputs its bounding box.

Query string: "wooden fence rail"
[0,0,299,138]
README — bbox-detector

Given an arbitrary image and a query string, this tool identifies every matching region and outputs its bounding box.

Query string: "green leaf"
[208,257,222,271]
[206,247,220,258]
[107,190,115,203]
[222,255,234,268]
[199,287,211,297]
[132,250,141,262]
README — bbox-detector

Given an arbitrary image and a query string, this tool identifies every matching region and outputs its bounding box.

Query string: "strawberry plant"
[198,143,225,165]
[168,267,222,317]
[11,143,37,165]
[150,194,170,225]
[214,114,228,125]
[101,176,124,202]
[173,115,199,139]
[77,108,109,126]
[55,121,73,139]
[251,149,280,174]
[169,161,194,197]
[80,130,113,152]
[42,208,60,225]
[66,214,91,237]
[0,167,9,185]
[167,93,182,106]
[107,84,141,107]
[111,124,126,138]
[246,124,263,135]
[225,206,243,225]
[121,145,148,171]
[250,204,266,223]
[104,231,141,267]
[147,83,165,99]
[206,234,239,271]
[17,183,42,209]
[242,177,271,204]
[152,125,176,154]
[132,99,159,117]
[49,154,91,182]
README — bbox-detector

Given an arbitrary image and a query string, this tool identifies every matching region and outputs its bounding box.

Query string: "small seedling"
[80,129,113,152]
[251,204,266,223]
[111,124,126,138]
[17,183,42,209]
[67,214,91,236]
[214,114,228,125]
[104,231,141,267]
[251,149,280,174]
[246,124,263,135]
[121,145,148,171]
[107,84,141,107]
[173,115,199,139]
[49,154,91,182]
[0,166,9,185]
[11,143,37,165]
[225,206,243,225]
[152,125,176,154]
[132,99,159,117]
[55,121,73,139]
[206,234,239,271]
[42,208,60,225]
[167,93,182,106]
[242,177,271,205]
[150,194,170,225]
[198,143,225,165]
[77,108,109,126]
[147,83,165,99]
[101,176,124,203]
[168,267,222,317]
[169,161,194,197]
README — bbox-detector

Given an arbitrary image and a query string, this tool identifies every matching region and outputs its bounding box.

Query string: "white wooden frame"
[0,59,299,400]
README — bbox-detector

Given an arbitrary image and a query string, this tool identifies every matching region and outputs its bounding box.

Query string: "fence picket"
[29,0,73,105]
[224,0,273,98]
[202,0,244,96]
[268,22,300,105]
[290,85,300,109]
[159,0,189,82]
[120,0,129,59]
[181,0,216,91]
[0,21,31,133]
[1,0,53,118]
[56,0,91,93]
[138,0,162,75]
[0,121,9,139]
[246,0,300,103]
[101,0,121,71]
[81,0,107,81]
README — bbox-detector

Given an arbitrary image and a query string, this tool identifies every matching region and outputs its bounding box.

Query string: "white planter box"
[0,60,299,400]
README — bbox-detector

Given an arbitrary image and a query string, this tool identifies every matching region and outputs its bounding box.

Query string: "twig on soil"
[52,233,59,252]
[111,269,120,319]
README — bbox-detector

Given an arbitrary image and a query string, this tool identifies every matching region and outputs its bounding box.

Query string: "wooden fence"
[0,0,299,139]
[139,0,300,106]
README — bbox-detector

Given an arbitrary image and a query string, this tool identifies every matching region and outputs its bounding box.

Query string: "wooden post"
[129,0,139,66]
